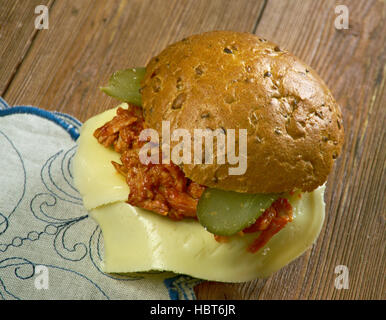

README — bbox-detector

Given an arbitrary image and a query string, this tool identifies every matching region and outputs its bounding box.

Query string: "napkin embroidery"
[0,97,200,300]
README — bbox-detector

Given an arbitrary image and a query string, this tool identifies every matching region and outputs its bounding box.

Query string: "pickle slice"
[197,188,280,236]
[101,68,146,105]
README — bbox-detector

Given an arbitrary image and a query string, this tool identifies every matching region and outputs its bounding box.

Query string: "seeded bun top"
[140,31,344,193]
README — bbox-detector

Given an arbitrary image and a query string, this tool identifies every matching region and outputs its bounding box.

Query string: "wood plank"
[3,0,265,122]
[0,0,53,95]
[2,0,384,300]
[195,0,385,299]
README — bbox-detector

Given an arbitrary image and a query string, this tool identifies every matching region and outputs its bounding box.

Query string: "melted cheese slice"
[73,105,130,210]
[73,107,326,282]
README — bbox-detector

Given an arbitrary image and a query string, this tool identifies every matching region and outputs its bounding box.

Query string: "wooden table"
[1,0,384,300]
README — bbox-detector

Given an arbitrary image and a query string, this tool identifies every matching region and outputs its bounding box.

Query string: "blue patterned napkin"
[0,97,200,300]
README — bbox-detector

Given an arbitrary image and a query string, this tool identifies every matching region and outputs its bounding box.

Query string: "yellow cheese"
[91,187,324,282]
[73,107,326,282]
[73,105,130,210]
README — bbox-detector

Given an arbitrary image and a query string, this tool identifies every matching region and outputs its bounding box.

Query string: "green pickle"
[197,188,281,236]
[101,68,146,105]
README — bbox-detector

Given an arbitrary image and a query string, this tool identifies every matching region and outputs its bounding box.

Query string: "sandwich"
[73,31,344,282]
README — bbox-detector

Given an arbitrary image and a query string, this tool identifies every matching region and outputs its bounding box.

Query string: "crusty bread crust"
[141,31,344,193]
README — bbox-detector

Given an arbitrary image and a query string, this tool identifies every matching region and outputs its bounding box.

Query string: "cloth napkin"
[0,97,200,300]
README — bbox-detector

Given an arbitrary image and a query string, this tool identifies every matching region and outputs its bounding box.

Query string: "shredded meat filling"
[243,198,293,253]
[94,105,205,220]
[213,198,293,253]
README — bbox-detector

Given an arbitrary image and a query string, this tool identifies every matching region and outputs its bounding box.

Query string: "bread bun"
[141,31,344,193]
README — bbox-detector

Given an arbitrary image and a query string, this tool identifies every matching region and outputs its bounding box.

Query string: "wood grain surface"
[0,0,384,300]
[0,0,53,94]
